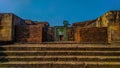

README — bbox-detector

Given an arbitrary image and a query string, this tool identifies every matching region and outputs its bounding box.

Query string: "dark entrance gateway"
[54,26,68,41]
[54,20,69,41]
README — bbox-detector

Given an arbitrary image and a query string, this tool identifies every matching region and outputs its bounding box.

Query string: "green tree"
[63,20,70,27]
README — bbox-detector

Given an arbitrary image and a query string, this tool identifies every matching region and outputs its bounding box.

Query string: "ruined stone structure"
[0,13,26,42]
[0,10,120,68]
[0,13,49,43]
[0,10,120,43]
[72,10,120,43]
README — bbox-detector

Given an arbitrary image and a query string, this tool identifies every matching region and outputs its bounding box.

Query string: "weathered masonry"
[0,13,26,42]
[0,13,49,43]
[0,10,120,43]
[72,10,120,43]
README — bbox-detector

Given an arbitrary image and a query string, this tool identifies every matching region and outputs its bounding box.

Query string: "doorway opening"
[58,30,64,41]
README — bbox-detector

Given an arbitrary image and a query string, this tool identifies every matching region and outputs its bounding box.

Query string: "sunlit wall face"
[0,0,120,26]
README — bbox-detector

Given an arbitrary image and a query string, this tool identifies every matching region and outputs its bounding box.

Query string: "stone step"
[0,44,120,68]
[1,44,119,47]
[0,61,120,68]
[1,47,120,51]
[0,51,120,56]
[0,56,120,62]
[1,51,120,52]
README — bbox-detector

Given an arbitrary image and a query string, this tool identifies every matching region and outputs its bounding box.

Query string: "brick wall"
[109,26,120,41]
[47,27,54,41]
[15,25,43,43]
[75,27,108,43]
[0,14,13,42]
[35,22,49,41]
[67,27,74,41]
[12,14,26,26]
[0,13,27,42]
[25,20,35,25]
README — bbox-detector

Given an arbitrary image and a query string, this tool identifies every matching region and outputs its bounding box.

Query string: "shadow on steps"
[0,47,9,62]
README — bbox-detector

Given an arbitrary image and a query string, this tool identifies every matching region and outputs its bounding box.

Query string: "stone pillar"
[63,27,68,41]
[107,27,112,43]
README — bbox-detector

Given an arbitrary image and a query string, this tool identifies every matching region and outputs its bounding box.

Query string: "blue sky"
[0,0,120,26]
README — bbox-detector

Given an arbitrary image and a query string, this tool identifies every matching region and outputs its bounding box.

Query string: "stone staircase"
[0,44,120,68]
